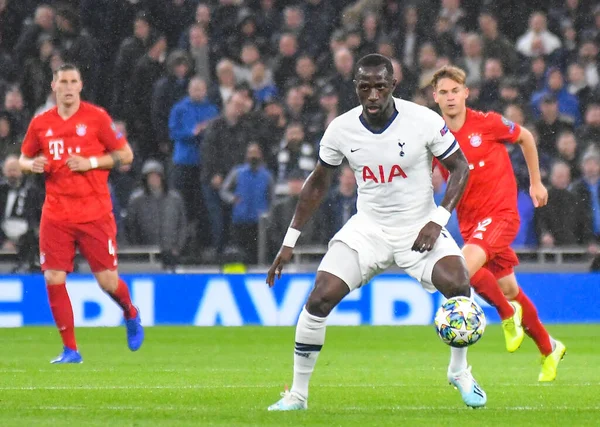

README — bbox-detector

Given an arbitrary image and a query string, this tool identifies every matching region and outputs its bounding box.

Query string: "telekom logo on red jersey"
[362,165,407,183]
[48,139,64,160]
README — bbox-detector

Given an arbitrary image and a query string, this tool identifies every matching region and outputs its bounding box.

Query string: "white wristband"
[282,227,301,248]
[89,157,99,169]
[430,206,452,227]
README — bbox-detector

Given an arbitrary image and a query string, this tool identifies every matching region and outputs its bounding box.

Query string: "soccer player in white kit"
[266,54,486,410]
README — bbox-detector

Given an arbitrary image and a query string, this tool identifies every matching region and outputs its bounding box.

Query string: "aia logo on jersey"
[362,165,407,183]
[76,124,87,136]
[469,133,482,147]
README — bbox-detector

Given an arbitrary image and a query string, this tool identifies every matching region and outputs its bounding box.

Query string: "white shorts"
[318,214,463,292]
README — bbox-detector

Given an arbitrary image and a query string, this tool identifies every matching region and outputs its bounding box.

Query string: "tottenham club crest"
[76,124,87,136]
[469,133,482,147]
[398,140,406,157]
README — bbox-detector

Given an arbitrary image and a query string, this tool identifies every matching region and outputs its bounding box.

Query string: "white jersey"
[319,97,458,230]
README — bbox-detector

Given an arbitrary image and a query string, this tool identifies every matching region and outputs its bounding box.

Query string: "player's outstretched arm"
[266,162,335,287]
[516,126,548,208]
[66,144,134,172]
[412,150,469,252]
[19,154,48,174]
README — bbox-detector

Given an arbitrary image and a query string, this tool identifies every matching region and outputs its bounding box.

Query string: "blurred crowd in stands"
[1,0,600,269]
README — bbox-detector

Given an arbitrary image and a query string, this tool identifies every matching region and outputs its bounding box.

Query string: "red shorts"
[40,213,118,273]
[462,216,520,279]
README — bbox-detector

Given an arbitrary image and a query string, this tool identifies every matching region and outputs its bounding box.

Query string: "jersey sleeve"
[97,109,127,151]
[318,121,344,168]
[486,112,521,144]
[427,111,459,160]
[21,118,41,158]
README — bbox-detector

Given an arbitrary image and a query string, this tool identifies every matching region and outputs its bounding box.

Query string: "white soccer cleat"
[448,366,487,408]
[267,388,307,411]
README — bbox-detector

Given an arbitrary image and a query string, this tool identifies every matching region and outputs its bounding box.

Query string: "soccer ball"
[434,296,486,348]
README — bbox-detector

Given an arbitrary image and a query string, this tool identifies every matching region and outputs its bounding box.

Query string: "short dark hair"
[354,54,393,78]
[53,63,81,77]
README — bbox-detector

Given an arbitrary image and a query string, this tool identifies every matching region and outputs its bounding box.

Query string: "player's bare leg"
[497,273,566,381]
[45,269,82,364]
[95,269,144,351]
[462,244,524,352]
[430,255,486,408]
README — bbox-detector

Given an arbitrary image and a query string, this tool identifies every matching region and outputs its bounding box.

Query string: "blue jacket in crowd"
[168,97,219,166]
[221,164,274,225]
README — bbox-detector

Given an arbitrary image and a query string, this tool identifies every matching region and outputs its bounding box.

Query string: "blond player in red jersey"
[19,64,144,363]
[431,65,565,381]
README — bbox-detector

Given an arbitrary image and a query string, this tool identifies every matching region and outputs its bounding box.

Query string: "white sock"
[448,347,468,375]
[290,307,327,400]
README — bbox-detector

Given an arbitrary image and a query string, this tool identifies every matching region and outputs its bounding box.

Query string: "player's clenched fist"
[412,221,442,253]
[66,154,92,172]
[31,156,48,173]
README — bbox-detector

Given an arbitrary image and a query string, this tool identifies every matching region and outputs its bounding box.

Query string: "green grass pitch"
[1,325,599,426]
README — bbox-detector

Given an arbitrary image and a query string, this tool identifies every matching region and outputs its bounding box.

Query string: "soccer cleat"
[448,366,487,408]
[267,387,307,411]
[539,340,566,382]
[502,301,525,353]
[125,309,144,351]
[50,346,83,364]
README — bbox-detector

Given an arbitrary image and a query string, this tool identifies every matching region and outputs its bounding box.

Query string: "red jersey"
[440,109,521,226]
[21,102,127,223]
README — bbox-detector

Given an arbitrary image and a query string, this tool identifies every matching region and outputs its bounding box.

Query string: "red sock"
[471,267,514,320]
[107,278,138,319]
[514,287,552,356]
[46,284,77,350]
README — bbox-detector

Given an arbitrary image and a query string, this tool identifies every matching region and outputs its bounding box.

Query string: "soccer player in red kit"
[431,66,565,381]
[19,64,144,363]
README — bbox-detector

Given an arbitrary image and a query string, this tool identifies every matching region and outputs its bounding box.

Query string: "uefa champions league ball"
[434,296,486,348]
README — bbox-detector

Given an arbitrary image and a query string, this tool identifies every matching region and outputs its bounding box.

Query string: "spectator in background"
[321,164,357,241]
[3,86,28,137]
[535,93,575,157]
[0,112,19,159]
[201,91,250,252]
[516,11,562,58]
[555,130,581,181]
[536,161,581,248]
[208,59,237,109]
[20,33,54,112]
[250,61,277,106]
[328,47,356,113]
[233,42,262,85]
[416,42,438,89]
[220,143,273,264]
[151,50,193,158]
[184,24,213,85]
[125,32,168,162]
[0,155,43,272]
[268,168,324,259]
[478,11,518,74]
[578,39,599,89]
[126,160,187,272]
[532,67,581,126]
[395,4,425,72]
[169,76,219,245]
[503,103,526,127]
[13,4,55,67]
[478,57,503,109]
[272,32,299,91]
[274,122,315,194]
[576,102,600,151]
[520,55,547,100]
[570,148,600,252]
[456,33,484,87]
[566,62,595,115]
[111,12,152,118]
